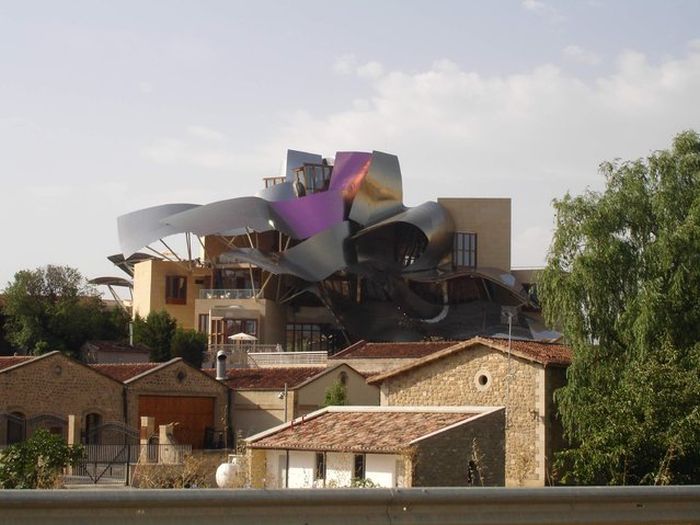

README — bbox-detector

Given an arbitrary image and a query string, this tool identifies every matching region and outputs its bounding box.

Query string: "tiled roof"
[248,408,479,453]
[478,337,572,367]
[90,363,160,382]
[83,340,151,354]
[206,366,327,390]
[367,337,572,384]
[330,340,456,359]
[0,356,34,372]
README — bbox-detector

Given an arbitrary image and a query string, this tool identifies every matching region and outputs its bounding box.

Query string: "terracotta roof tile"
[249,409,478,453]
[205,366,327,390]
[90,363,160,382]
[0,356,34,372]
[83,340,151,354]
[478,337,572,366]
[330,340,456,359]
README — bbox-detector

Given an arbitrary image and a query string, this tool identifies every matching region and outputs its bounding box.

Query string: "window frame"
[165,275,188,305]
[452,232,478,269]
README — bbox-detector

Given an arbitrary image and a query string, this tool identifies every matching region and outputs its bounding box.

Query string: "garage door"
[138,396,215,449]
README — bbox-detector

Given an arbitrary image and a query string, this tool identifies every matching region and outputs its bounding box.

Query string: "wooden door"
[138,396,215,449]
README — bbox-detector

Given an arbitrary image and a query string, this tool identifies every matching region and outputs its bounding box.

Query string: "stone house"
[0,352,229,449]
[0,352,124,446]
[214,363,379,439]
[246,405,505,488]
[91,359,229,449]
[367,336,572,487]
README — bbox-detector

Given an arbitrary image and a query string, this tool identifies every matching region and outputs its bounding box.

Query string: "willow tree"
[539,131,700,485]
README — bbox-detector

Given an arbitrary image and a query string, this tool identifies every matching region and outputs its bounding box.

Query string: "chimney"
[216,350,228,381]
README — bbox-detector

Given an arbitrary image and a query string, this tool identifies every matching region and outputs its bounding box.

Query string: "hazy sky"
[1,0,699,289]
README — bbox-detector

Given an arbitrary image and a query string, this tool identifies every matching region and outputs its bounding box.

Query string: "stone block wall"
[381,344,544,486]
[411,408,505,487]
[0,353,124,445]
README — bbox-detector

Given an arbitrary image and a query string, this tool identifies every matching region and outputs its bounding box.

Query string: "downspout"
[227,388,233,450]
[285,449,290,488]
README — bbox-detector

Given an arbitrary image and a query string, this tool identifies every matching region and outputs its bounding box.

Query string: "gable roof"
[247,406,501,453]
[330,340,456,359]
[90,362,161,382]
[206,366,327,390]
[82,340,151,354]
[367,336,573,384]
[0,355,35,372]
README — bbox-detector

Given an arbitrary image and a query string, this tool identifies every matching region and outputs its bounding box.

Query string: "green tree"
[133,310,177,362]
[0,429,84,489]
[2,265,129,358]
[171,328,206,368]
[539,130,700,485]
[323,380,347,407]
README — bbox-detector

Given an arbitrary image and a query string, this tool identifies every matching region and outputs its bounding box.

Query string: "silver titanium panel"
[255,181,297,202]
[353,201,454,272]
[88,276,133,288]
[220,221,351,282]
[348,151,405,226]
[284,149,323,182]
[160,197,281,236]
[117,203,199,257]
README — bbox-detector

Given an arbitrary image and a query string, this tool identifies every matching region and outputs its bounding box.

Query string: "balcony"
[199,289,255,300]
[203,344,327,368]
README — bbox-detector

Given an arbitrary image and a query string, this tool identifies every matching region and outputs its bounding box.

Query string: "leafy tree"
[539,130,700,485]
[0,429,84,489]
[171,328,206,368]
[323,380,347,407]
[2,265,129,358]
[0,306,15,356]
[133,310,177,362]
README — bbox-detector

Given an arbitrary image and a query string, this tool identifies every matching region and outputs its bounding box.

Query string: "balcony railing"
[199,289,255,300]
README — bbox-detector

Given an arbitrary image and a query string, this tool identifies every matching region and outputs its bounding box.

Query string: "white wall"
[326,452,353,488]
[366,454,399,488]
[288,451,315,488]
[265,450,287,488]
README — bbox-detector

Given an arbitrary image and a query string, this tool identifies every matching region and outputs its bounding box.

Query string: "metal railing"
[199,289,255,300]
[1,486,699,524]
[248,351,327,367]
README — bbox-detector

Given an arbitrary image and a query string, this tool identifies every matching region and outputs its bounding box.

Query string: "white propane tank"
[216,455,241,488]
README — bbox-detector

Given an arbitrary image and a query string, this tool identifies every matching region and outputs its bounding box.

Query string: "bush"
[0,429,84,489]
[171,328,207,368]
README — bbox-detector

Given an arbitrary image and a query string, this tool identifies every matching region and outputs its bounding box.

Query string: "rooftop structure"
[102,149,557,352]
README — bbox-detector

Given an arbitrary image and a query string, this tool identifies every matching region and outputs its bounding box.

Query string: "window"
[85,413,102,444]
[353,454,365,480]
[453,232,477,269]
[6,412,25,445]
[198,314,210,334]
[315,452,326,480]
[165,275,187,305]
[285,323,342,352]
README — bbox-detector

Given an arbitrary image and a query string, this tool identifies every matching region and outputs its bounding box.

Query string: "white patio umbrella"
[228,332,258,342]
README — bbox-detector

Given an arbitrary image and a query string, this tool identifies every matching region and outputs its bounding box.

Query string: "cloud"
[333,53,357,75]
[265,46,700,265]
[521,0,545,11]
[187,125,227,142]
[356,61,384,79]
[333,54,384,78]
[563,45,601,65]
[521,0,564,23]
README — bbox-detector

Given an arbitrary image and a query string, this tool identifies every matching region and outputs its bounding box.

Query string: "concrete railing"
[1,486,699,524]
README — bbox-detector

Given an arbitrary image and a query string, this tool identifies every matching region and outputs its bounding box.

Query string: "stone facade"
[411,408,505,487]
[0,352,124,445]
[374,343,565,486]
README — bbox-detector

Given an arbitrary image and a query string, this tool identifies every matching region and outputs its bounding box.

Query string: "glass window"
[315,452,326,480]
[353,454,365,480]
[165,275,187,304]
[452,232,477,269]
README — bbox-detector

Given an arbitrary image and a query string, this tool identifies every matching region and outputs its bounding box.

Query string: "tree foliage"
[539,130,700,485]
[2,265,129,358]
[0,429,84,489]
[133,310,177,362]
[171,327,207,368]
[323,380,347,407]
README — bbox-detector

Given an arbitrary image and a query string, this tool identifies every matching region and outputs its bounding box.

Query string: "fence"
[66,443,192,486]
[0,486,699,524]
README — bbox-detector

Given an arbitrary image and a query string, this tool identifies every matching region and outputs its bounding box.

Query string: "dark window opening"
[294,163,333,195]
[6,412,25,445]
[453,232,477,269]
[85,413,102,444]
[315,452,326,480]
[285,323,343,352]
[354,454,366,480]
[165,275,188,305]
[198,314,210,334]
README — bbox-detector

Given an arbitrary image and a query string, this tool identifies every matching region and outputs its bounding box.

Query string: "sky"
[1,0,699,290]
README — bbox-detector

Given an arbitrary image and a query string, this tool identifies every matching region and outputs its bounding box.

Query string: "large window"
[286,323,342,352]
[165,275,187,305]
[453,232,477,269]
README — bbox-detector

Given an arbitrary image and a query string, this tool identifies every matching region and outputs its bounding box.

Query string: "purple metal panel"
[328,151,372,197]
[270,189,346,240]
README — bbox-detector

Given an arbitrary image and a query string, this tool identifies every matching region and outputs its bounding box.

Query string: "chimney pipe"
[216,350,227,381]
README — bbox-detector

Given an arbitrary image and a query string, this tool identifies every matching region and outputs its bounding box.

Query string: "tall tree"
[3,265,129,358]
[133,310,177,362]
[539,130,700,485]
[171,327,206,368]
